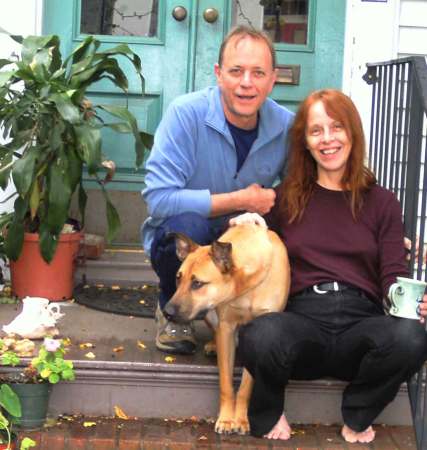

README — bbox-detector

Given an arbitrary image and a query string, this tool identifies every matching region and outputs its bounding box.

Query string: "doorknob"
[203,8,219,23]
[172,6,187,21]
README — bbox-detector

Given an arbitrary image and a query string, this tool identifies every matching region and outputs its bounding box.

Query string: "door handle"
[172,6,187,21]
[203,8,219,23]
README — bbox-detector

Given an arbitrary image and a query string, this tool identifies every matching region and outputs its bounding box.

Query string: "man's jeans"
[239,289,427,437]
[150,212,228,309]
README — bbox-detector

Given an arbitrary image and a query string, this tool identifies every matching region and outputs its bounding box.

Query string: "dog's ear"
[211,240,233,273]
[167,232,199,261]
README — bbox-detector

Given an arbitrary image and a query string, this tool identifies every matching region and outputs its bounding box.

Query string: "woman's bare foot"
[264,413,292,440]
[341,424,376,443]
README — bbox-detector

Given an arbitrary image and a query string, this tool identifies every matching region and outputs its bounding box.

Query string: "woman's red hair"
[278,89,376,222]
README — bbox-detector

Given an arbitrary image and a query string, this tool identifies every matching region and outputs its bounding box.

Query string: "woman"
[233,89,427,443]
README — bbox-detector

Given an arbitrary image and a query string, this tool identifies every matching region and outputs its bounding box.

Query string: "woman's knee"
[392,319,427,364]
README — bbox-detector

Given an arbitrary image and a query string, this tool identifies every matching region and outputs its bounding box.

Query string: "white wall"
[0,0,42,214]
[342,0,400,143]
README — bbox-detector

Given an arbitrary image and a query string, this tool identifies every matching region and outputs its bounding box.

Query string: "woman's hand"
[229,212,267,229]
[418,294,427,324]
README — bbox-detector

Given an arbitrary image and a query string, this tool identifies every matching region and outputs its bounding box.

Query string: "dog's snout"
[163,303,178,320]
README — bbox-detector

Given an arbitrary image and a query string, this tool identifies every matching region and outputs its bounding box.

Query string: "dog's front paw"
[215,416,235,435]
[233,416,250,435]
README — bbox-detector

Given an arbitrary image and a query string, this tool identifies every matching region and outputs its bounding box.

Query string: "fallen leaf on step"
[113,346,124,353]
[79,342,95,349]
[85,352,96,359]
[165,356,176,363]
[139,299,146,305]
[142,284,148,289]
[114,405,129,420]
[83,422,97,427]
[63,338,72,347]
[111,285,120,290]
[137,340,146,349]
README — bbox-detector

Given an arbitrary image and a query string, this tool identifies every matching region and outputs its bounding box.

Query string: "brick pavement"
[16,416,417,449]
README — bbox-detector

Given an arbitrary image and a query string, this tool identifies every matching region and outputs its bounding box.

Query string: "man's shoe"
[155,304,197,354]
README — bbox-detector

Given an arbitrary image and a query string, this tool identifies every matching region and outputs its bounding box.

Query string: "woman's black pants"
[238,289,427,437]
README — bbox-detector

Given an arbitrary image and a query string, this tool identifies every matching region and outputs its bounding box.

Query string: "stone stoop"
[75,247,158,286]
[0,302,415,429]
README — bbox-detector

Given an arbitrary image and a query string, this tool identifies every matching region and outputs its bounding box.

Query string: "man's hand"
[237,184,276,215]
[229,212,267,228]
[418,294,427,324]
[210,183,275,217]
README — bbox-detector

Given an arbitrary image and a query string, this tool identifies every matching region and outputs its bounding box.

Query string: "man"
[141,26,294,354]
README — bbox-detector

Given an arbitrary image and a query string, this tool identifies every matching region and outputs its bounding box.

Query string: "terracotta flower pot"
[10,232,82,301]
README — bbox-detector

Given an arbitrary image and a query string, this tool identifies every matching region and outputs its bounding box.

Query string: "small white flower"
[43,338,61,352]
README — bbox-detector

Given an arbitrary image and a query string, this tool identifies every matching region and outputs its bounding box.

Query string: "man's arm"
[143,101,211,219]
[210,183,276,217]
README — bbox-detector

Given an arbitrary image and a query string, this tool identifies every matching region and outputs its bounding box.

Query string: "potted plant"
[0,383,20,449]
[0,33,152,300]
[0,337,75,430]
[0,384,36,449]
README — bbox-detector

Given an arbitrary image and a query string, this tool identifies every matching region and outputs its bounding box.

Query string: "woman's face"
[305,100,352,185]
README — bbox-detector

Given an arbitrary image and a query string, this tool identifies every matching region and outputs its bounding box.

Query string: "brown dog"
[163,223,290,435]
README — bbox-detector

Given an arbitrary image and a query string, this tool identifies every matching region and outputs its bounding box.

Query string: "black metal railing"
[363,56,427,450]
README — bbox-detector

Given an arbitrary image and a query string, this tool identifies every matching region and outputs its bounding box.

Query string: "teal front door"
[43,0,346,190]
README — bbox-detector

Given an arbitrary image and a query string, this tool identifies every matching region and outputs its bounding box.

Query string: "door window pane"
[80,0,159,37]
[232,0,308,45]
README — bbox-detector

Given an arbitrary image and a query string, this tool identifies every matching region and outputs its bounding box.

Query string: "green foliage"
[0,384,21,447]
[30,340,75,384]
[0,34,152,263]
[1,338,75,385]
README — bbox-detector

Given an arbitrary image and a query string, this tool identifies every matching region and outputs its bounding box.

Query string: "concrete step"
[75,247,158,286]
[0,303,415,427]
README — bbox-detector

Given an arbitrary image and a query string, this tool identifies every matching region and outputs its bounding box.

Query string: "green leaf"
[10,35,23,44]
[38,222,58,263]
[105,122,133,133]
[47,156,72,234]
[50,93,80,124]
[0,384,21,418]
[48,373,60,384]
[67,146,83,193]
[4,220,24,261]
[0,71,14,88]
[30,48,52,82]
[29,181,40,220]
[12,196,28,221]
[11,147,38,197]
[64,35,99,66]
[21,35,58,65]
[0,151,13,189]
[98,104,144,167]
[20,437,37,450]
[74,124,102,174]
[78,183,87,228]
[0,59,14,69]
[105,196,120,242]
[140,131,154,150]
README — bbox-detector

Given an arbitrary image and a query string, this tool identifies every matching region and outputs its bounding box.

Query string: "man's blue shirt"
[141,86,294,255]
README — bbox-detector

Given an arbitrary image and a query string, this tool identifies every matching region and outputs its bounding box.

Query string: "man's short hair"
[218,25,276,69]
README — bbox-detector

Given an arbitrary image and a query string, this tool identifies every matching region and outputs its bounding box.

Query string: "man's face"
[215,35,277,130]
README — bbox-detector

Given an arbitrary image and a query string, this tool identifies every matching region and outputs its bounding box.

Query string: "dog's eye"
[191,279,206,290]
